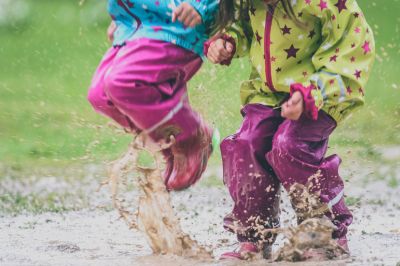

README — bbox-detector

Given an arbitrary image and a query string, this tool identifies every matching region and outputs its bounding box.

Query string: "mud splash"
[100,134,212,259]
[225,171,347,262]
[100,139,346,263]
[270,172,346,262]
[271,218,345,262]
[288,171,330,221]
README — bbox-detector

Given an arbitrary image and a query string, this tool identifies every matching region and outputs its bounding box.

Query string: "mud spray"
[99,132,346,263]
[99,134,212,259]
[224,170,347,262]
[266,171,347,262]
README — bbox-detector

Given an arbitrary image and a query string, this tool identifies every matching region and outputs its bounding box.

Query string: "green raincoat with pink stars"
[224,0,375,122]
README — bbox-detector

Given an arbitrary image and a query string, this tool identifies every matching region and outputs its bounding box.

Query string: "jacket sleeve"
[203,1,253,64]
[224,17,254,58]
[213,0,253,58]
[187,0,219,24]
[295,0,375,121]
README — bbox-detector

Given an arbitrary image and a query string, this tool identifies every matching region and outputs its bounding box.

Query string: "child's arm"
[205,1,253,64]
[205,35,235,64]
[172,2,202,28]
[107,21,117,43]
[205,20,254,64]
[281,91,304,121]
[223,18,254,59]
[186,0,219,25]
[293,0,375,121]
[172,0,219,28]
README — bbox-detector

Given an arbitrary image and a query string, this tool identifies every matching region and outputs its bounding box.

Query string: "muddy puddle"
[101,137,341,263]
[1,147,400,265]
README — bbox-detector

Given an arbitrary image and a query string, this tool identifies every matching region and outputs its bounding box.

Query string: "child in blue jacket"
[88,0,219,190]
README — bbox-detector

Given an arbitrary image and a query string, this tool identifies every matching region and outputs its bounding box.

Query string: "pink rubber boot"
[220,242,265,260]
[166,121,213,190]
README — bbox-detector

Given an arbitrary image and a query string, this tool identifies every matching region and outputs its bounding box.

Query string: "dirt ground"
[1,149,400,266]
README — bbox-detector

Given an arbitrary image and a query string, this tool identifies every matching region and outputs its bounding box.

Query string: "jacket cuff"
[203,34,236,66]
[290,83,319,120]
[189,0,207,21]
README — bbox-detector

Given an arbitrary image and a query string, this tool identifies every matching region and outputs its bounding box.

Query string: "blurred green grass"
[0,0,399,173]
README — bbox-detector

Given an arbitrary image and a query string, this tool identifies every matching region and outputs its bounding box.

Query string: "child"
[205,0,375,260]
[88,0,219,190]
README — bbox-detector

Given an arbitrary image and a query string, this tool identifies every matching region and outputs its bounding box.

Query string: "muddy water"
[269,218,344,262]
[2,148,399,265]
[103,136,212,259]
[104,138,345,263]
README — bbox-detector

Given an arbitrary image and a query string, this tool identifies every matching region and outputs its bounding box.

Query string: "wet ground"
[1,148,400,266]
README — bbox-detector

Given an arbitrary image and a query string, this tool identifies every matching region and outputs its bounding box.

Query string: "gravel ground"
[1,149,399,266]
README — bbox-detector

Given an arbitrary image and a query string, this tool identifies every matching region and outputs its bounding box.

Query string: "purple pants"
[221,104,352,244]
[87,38,203,143]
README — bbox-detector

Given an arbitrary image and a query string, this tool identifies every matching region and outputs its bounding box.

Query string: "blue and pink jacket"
[107,0,219,57]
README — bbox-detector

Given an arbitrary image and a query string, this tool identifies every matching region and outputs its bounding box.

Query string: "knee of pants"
[103,71,124,103]
[87,87,108,112]
[270,129,298,156]
[220,133,261,156]
[272,125,323,157]
[104,71,162,106]
[271,130,326,165]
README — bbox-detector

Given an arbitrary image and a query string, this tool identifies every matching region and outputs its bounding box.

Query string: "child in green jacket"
[205,0,375,260]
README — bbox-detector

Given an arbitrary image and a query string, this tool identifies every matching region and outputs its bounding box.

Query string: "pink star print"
[335,0,348,13]
[362,41,371,54]
[305,0,311,5]
[354,70,362,79]
[255,31,263,44]
[152,26,162,32]
[355,27,361,34]
[284,45,300,59]
[319,0,328,11]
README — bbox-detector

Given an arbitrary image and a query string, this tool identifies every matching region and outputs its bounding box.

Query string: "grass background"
[0,0,399,174]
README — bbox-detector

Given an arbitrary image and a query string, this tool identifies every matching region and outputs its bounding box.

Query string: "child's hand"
[107,21,117,43]
[172,2,202,28]
[281,91,304,120]
[207,38,234,64]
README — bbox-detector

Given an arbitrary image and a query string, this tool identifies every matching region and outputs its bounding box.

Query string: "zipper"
[264,5,276,92]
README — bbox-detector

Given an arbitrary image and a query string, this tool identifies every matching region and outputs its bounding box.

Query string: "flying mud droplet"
[265,171,348,262]
[224,170,348,262]
[266,218,347,262]
[99,134,212,259]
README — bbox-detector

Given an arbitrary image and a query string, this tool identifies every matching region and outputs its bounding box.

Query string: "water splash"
[99,134,212,258]
[268,173,347,262]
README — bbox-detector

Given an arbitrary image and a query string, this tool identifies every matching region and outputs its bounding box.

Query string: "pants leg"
[103,38,203,143]
[266,111,353,239]
[221,104,284,244]
[87,47,134,130]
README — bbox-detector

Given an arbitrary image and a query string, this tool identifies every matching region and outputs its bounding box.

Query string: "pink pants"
[222,104,352,243]
[87,38,203,142]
